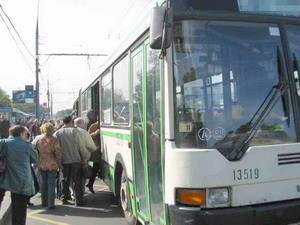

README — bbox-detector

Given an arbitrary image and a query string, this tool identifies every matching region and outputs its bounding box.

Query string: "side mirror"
[150,5,172,50]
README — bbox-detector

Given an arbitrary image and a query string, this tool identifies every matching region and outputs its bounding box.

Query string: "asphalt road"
[0,181,127,225]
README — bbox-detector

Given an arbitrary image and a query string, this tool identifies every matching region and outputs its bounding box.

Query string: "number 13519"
[233,168,259,181]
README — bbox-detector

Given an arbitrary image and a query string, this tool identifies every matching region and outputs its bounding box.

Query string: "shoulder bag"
[0,140,7,176]
[82,164,93,178]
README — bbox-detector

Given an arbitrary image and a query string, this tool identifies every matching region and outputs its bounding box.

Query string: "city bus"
[74,0,300,224]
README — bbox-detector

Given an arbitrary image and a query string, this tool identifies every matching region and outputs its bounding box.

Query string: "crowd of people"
[0,110,101,225]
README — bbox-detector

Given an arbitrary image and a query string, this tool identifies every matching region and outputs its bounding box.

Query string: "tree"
[0,88,12,107]
[13,103,48,115]
[55,109,73,119]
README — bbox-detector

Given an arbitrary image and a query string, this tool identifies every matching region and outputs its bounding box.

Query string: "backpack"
[0,140,7,176]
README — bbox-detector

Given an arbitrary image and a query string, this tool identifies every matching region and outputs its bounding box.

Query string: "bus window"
[81,91,87,112]
[101,72,112,124]
[87,88,92,110]
[146,45,163,222]
[286,25,300,88]
[113,56,129,124]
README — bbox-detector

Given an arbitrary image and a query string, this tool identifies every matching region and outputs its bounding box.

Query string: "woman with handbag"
[0,125,38,225]
[35,122,62,209]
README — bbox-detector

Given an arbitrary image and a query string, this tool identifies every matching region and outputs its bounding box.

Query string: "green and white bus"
[74,0,300,224]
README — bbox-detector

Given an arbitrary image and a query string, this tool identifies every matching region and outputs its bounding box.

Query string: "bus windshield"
[172,0,300,17]
[238,0,300,17]
[173,20,297,159]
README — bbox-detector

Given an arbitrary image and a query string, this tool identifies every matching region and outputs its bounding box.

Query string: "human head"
[147,121,154,134]
[87,110,96,122]
[41,122,54,136]
[74,117,85,129]
[62,115,72,125]
[9,125,28,139]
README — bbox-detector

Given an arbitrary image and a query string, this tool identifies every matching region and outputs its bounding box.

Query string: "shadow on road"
[30,190,124,219]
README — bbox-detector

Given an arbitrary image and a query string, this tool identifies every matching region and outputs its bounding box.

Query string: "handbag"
[0,140,7,176]
[82,164,93,178]
[31,166,39,195]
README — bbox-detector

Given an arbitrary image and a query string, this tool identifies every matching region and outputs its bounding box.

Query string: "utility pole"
[35,18,40,118]
[51,90,53,119]
[47,78,50,117]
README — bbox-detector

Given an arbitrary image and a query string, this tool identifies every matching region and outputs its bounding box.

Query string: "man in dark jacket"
[86,110,102,194]
[0,118,10,139]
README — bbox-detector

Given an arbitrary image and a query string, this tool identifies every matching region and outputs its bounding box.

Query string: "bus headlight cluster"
[208,188,229,206]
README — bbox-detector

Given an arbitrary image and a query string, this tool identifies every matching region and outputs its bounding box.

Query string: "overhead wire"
[0,4,35,59]
[113,0,140,31]
[0,10,35,75]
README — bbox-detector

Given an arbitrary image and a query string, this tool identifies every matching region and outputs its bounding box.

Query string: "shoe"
[75,202,84,207]
[27,202,34,207]
[65,196,72,201]
[62,199,71,205]
[86,184,95,194]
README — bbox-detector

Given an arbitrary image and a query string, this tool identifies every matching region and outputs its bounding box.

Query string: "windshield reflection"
[173,21,297,159]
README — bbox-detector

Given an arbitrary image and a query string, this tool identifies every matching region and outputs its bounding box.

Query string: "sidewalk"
[0,180,126,225]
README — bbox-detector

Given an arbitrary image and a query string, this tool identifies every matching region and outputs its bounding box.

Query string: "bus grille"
[278,153,300,165]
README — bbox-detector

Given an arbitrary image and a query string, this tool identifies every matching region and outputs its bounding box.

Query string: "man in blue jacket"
[0,125,38,225]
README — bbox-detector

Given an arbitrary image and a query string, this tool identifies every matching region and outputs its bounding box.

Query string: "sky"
[0,0,153,113]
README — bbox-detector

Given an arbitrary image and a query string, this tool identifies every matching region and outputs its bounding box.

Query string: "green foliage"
[13,103,48,115]
[55,109,73,119]
[0,88,12,107]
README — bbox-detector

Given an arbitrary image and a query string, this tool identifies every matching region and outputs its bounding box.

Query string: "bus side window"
[113,56,130,125]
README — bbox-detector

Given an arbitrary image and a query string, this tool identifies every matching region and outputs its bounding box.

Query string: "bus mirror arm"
[149,3,173,53]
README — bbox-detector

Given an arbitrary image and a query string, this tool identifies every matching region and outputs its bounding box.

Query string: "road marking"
[26,185,109,224]
[27,202,64,216]
[27,209,45,216]
[93,184,107,188]
[28,215,69,225]
[27,202,67,224]
[98,186,109,191]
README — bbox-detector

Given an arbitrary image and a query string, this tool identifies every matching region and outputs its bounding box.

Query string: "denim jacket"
[0,137,38,196]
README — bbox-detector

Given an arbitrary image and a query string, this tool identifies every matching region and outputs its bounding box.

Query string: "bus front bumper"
[168,199,300,225]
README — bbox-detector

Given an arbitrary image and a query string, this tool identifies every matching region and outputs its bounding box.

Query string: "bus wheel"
[120,170,138,225]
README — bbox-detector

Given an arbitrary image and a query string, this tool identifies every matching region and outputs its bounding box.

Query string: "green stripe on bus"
[101,130,131,141]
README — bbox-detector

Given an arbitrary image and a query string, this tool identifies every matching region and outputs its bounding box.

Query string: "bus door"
[131,42,164,224]
[91,81,100,116]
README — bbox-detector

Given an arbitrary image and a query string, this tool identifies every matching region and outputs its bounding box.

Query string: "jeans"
[0,189,28,225]
[0,189,5,207]
[62,163,84,205]
[40,170,57,208]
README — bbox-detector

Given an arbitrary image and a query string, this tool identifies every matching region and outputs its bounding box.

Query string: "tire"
[120,170,138,225]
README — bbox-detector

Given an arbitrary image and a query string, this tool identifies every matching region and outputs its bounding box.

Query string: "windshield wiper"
[227,48,290,161]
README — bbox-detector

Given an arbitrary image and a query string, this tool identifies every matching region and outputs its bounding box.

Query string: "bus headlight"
[208,188,229,206]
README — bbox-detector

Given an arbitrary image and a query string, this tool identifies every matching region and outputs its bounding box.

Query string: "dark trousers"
[62,163,84,205]
[0,188,28,225]
[87,162,101,186]
[0,188,5,204]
